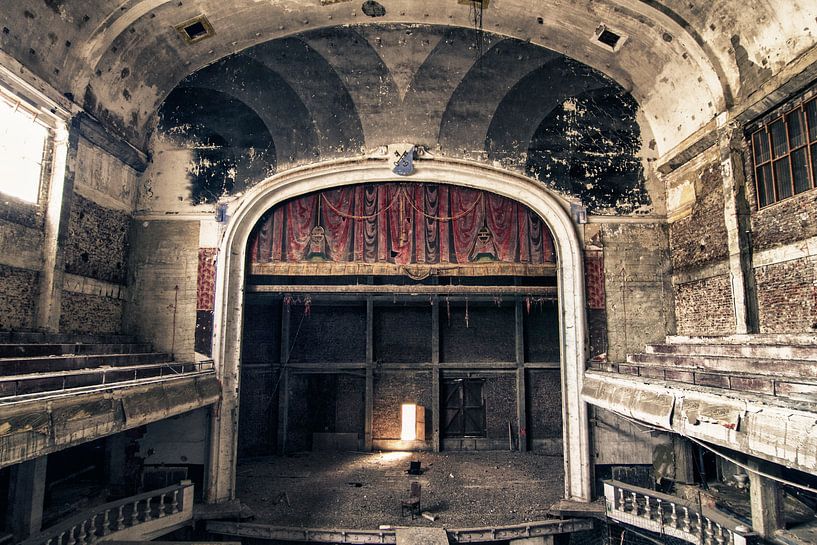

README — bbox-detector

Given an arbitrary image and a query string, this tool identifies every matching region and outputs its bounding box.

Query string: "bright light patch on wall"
[0,98,47,203]
[401,404,417,441]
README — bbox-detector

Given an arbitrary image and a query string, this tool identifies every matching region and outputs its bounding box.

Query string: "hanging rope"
[320,190,400,220]
[401,186,483,222]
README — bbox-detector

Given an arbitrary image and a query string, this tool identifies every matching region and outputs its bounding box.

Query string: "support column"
[6,456,47,540]
[748,459,783,538]
[277,304,291,455]
[431,296,440,453]
[718,116,758,334]
[515,298,527,452]
[35,118,75,332]
[365,297,374,451]
[672,436,695,484]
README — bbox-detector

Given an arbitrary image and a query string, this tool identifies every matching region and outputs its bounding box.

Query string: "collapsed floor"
[235,451,565,529]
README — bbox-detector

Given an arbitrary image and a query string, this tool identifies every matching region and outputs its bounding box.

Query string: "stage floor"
[235,451,565,529]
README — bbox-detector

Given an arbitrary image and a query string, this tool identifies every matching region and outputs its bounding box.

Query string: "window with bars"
[443,378,486,438]
[751,96,817,208]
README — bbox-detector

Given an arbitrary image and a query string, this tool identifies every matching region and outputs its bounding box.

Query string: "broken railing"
[604,480,757,545]
[21,481,194,545]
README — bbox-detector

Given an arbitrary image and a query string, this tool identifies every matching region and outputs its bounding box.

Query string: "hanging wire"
[469,0,485,61]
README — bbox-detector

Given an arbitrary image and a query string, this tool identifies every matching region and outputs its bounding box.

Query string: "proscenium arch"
[206,157,591,503]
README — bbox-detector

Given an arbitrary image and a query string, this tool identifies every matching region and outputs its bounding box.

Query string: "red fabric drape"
[485,193,517,262]
[285,194,317,261]
[450,187,483,264]
[248,183,556,266]
[321,187,355,261]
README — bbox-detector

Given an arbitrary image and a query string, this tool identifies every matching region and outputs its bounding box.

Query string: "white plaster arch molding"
[206,157,591,503]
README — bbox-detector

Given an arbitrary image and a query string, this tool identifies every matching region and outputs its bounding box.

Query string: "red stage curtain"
[248,183,556,266]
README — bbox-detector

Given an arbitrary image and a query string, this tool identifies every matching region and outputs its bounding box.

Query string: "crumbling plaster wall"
[60,138,137,335]
[665,148,736,336]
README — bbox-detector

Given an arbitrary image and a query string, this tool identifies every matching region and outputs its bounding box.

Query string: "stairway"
[594,334,817,403]
[0,333,202,401]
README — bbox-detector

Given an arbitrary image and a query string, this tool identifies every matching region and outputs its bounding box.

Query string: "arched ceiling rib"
[1,1,816,155]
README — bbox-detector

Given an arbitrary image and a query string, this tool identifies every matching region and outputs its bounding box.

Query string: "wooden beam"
[248,285,556,296]
[277,304,291,455]
[432,295,441,453]
[365,295,374,451]
[515,299,527,452]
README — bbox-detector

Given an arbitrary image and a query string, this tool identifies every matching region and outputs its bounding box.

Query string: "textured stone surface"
[0,264,38,331]
[59,291,123,334]
[65,193,130,284]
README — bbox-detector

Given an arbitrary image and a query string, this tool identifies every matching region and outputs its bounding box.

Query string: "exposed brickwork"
[755,257,817,333]
[60,291,123,334]
[674,274,735,335]
[750,192,817,251]
[527,370,562,441]
[238,367,276,457]
[0,264,38,331]
[585,252,605,310]
[65,193,130,284]
[484,375,516,439]
[669,162,729,272]
[372,370,432,440]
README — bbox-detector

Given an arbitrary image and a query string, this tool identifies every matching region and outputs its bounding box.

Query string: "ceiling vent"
[592,24,627,53]
[175,15,215,44]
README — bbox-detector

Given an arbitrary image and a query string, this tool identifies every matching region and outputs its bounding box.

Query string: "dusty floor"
[236,451,565,529]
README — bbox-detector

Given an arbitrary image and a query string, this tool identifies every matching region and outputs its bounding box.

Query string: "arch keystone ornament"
[206,157,591,503]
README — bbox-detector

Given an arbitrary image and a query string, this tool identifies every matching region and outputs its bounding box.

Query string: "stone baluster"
[75,521,86,545]
[630,492,638,515]
[656,498,663,523]
[683,506,691,532]
[46,539,53,545]
[101,509,111,536]
[85,515,96,544]
[716,524,727,545]
[171,489,180,513]
[158,493,167,517]
[143,498,153,522]
[670,503,678,528]
[116,505,125,530]
[705,519,715,545]
[66,527,77,545]
[644,495,652,520]
[131,500,140,524]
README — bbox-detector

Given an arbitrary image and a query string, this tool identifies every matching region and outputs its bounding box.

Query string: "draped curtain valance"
[248,183,556,276]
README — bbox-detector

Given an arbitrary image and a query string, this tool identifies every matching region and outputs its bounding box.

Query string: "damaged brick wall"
[238,367,277,457]
[754,258,817,333]
[667,154,734,336]
[372,370,432,441]
[527,370,563,452]
[483,374,516,441]
[674,275,735,335]
[0,264,39,330]
[65,193,129,284]
[60,291,123,334]
[743,105,817,333]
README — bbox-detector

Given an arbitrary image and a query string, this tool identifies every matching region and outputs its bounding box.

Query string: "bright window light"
[0,97,47,203]
[401,403,417,441]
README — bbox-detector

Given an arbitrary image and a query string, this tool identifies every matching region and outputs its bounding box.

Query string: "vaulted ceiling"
[1,1,816,156]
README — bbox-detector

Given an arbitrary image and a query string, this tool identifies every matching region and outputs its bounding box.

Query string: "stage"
[235,451,566,529]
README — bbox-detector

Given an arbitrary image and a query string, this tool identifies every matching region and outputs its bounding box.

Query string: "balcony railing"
[21,481,194,545]
[603,480,757,545]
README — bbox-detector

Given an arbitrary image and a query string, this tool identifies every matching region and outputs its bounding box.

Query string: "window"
[751,96,817,208]
[0,94,48,203]
[443,378,486,438]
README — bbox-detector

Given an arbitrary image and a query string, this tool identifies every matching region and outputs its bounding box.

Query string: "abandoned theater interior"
[2,1,817,544]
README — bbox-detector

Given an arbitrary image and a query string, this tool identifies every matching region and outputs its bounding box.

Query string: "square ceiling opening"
[175,15,215,44]
[592,24,627,53]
